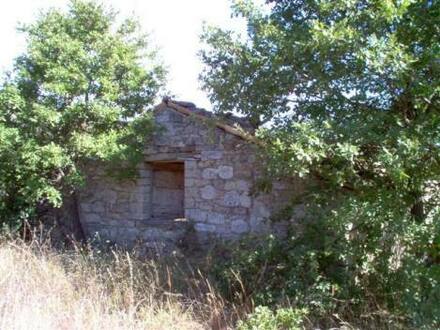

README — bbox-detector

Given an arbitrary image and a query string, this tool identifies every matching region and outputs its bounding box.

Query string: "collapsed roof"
[155,98,258,143]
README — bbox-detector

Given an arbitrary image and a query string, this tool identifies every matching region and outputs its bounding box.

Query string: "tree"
[200,0,439,326]
[0,0,165,227]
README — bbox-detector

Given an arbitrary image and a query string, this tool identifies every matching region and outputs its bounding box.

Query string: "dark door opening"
[151,162,185,222]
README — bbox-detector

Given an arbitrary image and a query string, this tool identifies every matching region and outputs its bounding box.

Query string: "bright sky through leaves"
[0,0,256,110]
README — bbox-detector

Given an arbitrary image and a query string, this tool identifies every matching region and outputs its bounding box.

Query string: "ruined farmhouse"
[77,100,305,249]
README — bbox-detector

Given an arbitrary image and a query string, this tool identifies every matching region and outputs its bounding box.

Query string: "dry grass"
[0,230,405,330]
[0,233,233,330]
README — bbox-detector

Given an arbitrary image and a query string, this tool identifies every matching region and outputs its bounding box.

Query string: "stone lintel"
[144,152,200,162]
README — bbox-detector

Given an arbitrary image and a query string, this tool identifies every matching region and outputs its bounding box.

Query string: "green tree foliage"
[0,0,165,226]
[237,305,307,330]
[201,0,439,327]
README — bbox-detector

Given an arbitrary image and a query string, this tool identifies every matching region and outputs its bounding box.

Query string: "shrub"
[237,306,307,330]
[211,207,439,329]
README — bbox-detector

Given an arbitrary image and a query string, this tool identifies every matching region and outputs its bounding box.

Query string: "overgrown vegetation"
[0,0,165,227]
[0,230,310,330]
[5,227,434,329]
[0,0,439,328]
[237,306,307,330]
[212,228,439,328]
[201,0,439,328]
[0,232,220,330]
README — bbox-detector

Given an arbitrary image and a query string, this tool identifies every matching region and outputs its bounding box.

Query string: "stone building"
[77,99,304,249]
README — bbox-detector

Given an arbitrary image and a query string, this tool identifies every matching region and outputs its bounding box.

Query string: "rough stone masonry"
[77,100,305,250]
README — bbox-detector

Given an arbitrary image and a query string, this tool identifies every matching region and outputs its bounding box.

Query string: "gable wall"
[77,105,305,249]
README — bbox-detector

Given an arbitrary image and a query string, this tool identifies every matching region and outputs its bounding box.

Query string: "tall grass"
[0,233,233,330]
[0,229,411,329]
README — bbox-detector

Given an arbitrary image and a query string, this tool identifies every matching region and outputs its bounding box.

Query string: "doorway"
[151,162,185,221]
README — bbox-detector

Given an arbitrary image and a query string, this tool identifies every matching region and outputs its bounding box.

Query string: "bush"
[212,232,353,327]
[211,205,440,329]
[237,306,307,330]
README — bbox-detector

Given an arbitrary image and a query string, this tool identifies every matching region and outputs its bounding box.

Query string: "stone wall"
[78,164,151,246]
[77,102,305,249]
[184,149,304,241]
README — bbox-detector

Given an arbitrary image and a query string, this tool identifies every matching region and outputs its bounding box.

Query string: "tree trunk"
[410,192,425,223]
[71,192,86,242]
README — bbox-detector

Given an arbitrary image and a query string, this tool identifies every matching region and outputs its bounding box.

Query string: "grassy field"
[0,231,416,330]
[0,234,237,330]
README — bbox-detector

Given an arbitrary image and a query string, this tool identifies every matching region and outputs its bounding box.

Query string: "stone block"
[202,168,218,179]
[231,219,249,234]
[142,228,162,240]
[223,191,240,207]
[129,202,144,217]
[198,160,216,169]
[237,180,251,191]
[206,212,225,225]
[185,178,197,188]
[225,179,251,191]
[253,200,271,218]
[142,228,182,241]
[80,203,94,213]
[83,224,100,237]
[213,224,231,236]
[224,181,236,190]
[218,165,234,179]
[231,207,248,215]
[100,189,118,204]
[194,178,207,187]
[185,167,198,179]
[108,219,136,227]
[199,203,214,211]
[185,187,198,198]
[194,223,217,232]
[185,198,196,208]
[249,216,270,233]
[201,150,223,160]
[111,202,130,213]
[118,227,140,241]
[185,209,207,222]
[108,211,130,220]
[185,208,197,219]
[83,213,102,224]
[240,194,252,208]
[200,185,216,200]
[138,169,152,179]
[185,159,198,169]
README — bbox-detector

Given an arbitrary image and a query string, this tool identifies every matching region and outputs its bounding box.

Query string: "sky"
[0,0,255,110]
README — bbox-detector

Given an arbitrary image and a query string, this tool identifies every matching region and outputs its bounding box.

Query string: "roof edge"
[157,99,260,144]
